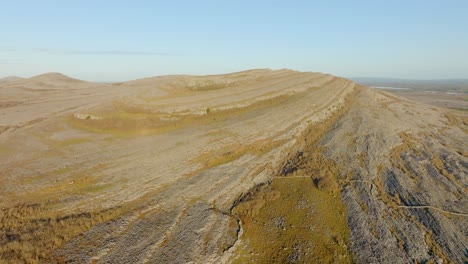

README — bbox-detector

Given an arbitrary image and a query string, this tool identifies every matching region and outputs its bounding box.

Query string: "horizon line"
[2,70,468,83]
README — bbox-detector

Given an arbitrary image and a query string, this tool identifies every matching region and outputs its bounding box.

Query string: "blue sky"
[1,0,467,81]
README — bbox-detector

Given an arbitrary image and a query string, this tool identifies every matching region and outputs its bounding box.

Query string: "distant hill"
[28,72,86,83]
[351,77,468,92]
[0,76,24,84]
[0,72,102,90]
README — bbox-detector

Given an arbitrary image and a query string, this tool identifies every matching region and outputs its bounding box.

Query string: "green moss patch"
[232,177,352,263]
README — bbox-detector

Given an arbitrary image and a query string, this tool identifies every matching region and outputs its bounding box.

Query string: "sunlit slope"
[0,69,355,262]
[1,69,466,263]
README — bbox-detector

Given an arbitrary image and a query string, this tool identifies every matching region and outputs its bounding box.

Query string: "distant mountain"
[351,77,468,92]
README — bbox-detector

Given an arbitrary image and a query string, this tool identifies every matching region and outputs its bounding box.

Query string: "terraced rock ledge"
[0,69,466,263]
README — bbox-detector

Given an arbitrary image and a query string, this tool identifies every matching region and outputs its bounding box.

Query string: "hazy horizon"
[3,70,468,83]
[1,1,467,81]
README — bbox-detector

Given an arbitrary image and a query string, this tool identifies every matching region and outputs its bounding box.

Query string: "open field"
[0,69,467,263]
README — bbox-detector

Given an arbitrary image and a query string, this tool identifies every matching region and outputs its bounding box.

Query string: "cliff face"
[0,70,466,263]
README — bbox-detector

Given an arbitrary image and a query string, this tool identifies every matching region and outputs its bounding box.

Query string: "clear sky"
[1,0,467,81]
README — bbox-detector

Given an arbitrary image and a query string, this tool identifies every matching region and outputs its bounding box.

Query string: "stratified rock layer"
[0,70,466,263]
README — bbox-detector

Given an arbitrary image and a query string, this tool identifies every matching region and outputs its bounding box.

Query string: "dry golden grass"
[191,138,287,171]
[19,163,109,203]
[0,162,124,263]
[53,137,90,148]
[0,202,124,263]
[232,177,351,263]
[19,166,74,185]
[67,90,306,137]
[229,87,360,263]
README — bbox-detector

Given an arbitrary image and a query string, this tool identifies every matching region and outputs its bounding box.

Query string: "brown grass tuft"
[0,202,124,263]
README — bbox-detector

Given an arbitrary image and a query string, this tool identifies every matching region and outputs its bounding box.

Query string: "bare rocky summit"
[0,69,466,263]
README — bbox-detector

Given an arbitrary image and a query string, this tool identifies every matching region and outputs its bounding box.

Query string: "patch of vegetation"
[229,87,360,263]
[232,177,352,263]
[18,163,109,203]
[0,202,124,264]
[191,138,287,171]
[443,112,468,133]
[53,137,90,148]
[0,162,126,263]
[35,174,108,197]
[68,91,303,137]
[19,166,75,185]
